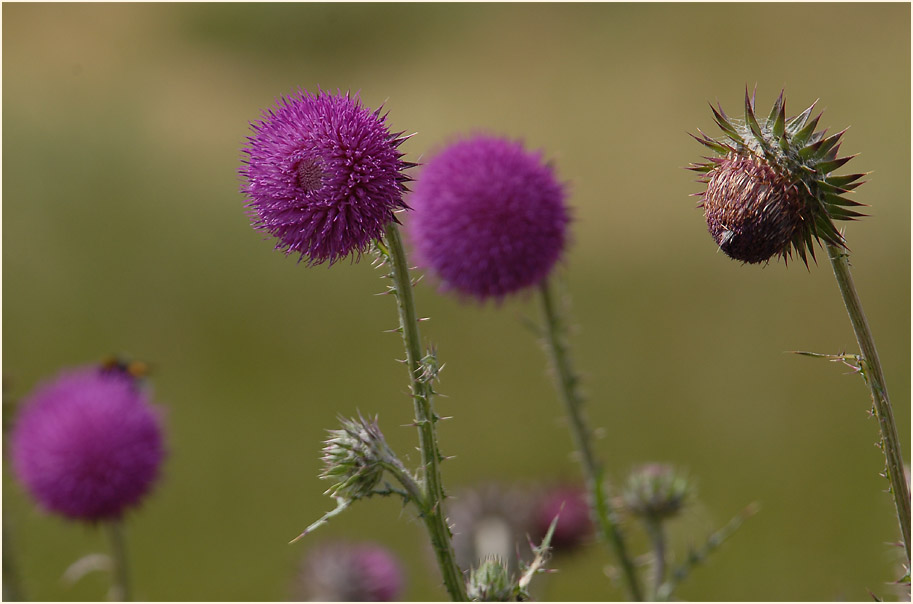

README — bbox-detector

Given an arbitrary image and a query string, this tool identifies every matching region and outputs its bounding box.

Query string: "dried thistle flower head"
[467,556,514,602]
[622,464,691,521]
[320,414,391,501]
[689,89,866,266]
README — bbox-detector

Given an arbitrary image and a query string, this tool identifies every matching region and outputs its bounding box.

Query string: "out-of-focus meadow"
[3,3,909,601]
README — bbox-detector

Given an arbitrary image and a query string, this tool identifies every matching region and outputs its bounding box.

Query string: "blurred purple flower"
[241,88,412,266]
[533,484,593,552]
[407,135,569,300]
[10,365,165,522]
[297,541,404,601]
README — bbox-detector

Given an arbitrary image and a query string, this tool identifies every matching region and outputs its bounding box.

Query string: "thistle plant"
[689,89,910,567]
[9,362,166,601]
[408,134,643,599]
[241,88,467,600]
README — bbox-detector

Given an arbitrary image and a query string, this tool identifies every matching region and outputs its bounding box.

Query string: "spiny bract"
[689,89,866,266]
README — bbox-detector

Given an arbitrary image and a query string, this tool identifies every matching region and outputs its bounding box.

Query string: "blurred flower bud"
[449,484,536,575]
[297,541,404,601]
[532,484,592,553]
[622,464,691,521]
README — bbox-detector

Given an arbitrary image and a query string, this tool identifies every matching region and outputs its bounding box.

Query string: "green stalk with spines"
[379,222,468,601]
[827,243,910,562]
[690,89,910,565]
[537,278,644,601]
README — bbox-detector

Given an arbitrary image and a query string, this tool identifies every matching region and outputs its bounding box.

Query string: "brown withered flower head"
[689,89,866,266]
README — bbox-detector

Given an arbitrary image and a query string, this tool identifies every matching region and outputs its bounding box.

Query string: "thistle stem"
[537,278,643,601]
[644,518,667,600]
[382,222,468,601]
[826,243,910,562]
[106,519,131,602]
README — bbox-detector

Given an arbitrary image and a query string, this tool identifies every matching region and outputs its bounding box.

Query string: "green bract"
[689,89,866,265]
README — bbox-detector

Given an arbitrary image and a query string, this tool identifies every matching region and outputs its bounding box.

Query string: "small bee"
[99,356,151,380]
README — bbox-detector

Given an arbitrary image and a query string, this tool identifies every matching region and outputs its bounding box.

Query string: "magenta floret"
[10,366,165,522]
[241,88,410,265]
[407,135,569,300]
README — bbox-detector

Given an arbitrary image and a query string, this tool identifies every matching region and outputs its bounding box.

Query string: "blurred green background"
[3,3,910,601]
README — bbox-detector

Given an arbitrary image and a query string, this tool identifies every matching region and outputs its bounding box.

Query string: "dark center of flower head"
[296,157,325,194]
[703,154,804,264]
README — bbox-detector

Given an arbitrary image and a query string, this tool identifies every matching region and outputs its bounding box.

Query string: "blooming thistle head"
[320,414,391,501]
[241,88,413,265]
[407,135,570,301]
[689,89,866,266]
[10,364,165,522]
[297,541,404,601]
[621,464,691,521]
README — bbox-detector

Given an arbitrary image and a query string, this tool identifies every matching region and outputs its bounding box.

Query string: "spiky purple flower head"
[10,365,165,522]
[297,541,404,601]
[407,135,569,301]
[241,88,413,265]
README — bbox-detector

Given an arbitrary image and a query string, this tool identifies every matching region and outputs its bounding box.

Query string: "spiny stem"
[645,518,667,600]
[106,519,130,602]
[827,243,910,562]
[655,503,758,601]
[537,278,643,601]
[382,222,468,601]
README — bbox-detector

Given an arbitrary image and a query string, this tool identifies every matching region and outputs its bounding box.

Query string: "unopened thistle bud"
[622,464,691,521]
[467,556,514,602]
[689,89,866,266]
[320,414,391,501]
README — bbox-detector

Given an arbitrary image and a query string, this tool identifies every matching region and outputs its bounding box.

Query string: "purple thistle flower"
[297,541,404,601]
[407,135,569,301]
[10,365,165,522]
[241,88,412,266]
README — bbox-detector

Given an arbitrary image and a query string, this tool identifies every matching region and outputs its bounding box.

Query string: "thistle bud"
[467,556,514,602]
[689,89,866,266]
[320,414,391,501]
[622,464,691,521]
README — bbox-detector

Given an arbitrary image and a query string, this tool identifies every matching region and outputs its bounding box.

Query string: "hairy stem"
[106,520,130,602]
[382,222,468,601]
[827,243,910,562]
[645,518,666,600]
[537,278,643,601]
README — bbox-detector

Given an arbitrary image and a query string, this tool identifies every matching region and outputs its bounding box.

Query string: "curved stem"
[537,278,644,601]
[827,243,910,562]
[106,520,131,602]
[382,222,468,601]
